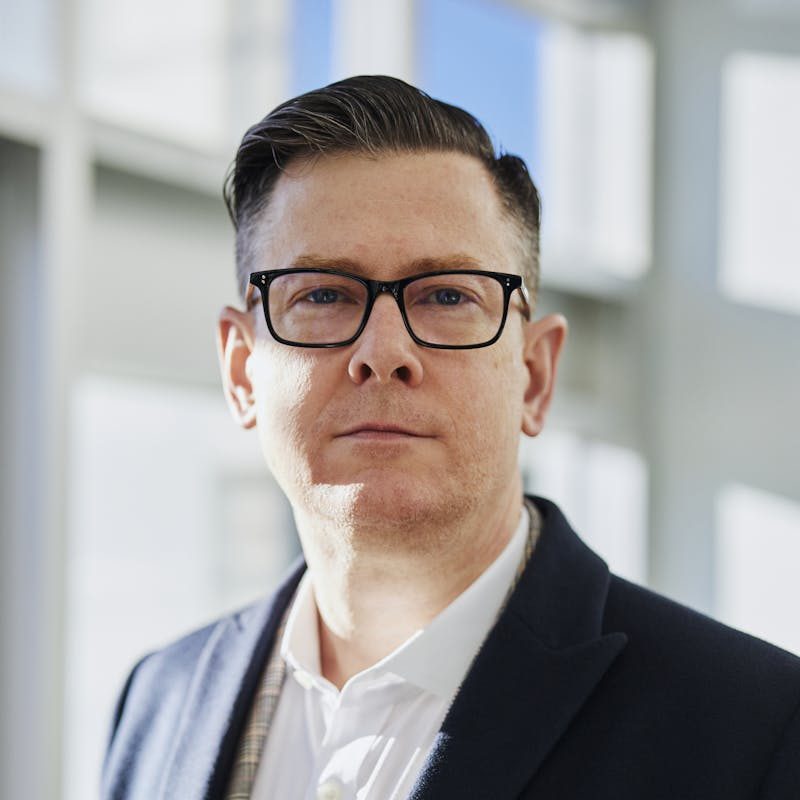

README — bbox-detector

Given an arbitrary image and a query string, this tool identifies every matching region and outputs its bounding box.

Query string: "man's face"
[221,151,562,541]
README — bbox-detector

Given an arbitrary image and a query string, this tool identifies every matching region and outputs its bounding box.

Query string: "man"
[102,76,800,799]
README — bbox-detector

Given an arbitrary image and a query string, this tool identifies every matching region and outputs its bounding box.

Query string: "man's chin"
[303,477,470,532]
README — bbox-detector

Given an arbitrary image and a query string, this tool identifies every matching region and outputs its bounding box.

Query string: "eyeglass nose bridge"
[361,278,409,331]
[374,280,402,298]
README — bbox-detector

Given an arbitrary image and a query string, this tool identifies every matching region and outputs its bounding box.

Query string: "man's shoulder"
[603,571,800,735]
[607,572,800,676]
[131,595,269,690]
[125,556,305,693]
[107,594,270,742]
[530,495,800,681]
[102,558,305,797]
[526,495,800,720]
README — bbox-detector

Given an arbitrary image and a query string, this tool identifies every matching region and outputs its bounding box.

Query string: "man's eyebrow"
[288,253,488,274]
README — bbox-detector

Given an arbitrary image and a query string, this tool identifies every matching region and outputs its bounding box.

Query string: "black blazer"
[102,497,800,799]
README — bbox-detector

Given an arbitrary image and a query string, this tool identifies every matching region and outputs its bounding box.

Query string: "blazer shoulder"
[605,574,800,701]
[115,554,305,710]
[101,611,242,798]
[127,604,252,696]
[102,559,305,798]
[103,596,267,757]
[597,575,800,796]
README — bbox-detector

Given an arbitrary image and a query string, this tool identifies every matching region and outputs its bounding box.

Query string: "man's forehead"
[256,151,519,273]
[267,151,499,213]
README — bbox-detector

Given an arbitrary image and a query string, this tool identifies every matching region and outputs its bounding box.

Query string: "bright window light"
[539,25,653,280]
[417,0,545,181]
[715,483,800,656]
[0,0,55,94]
[520,429,648,584]
[78,0,289,149]
[63,376,297,800]
[417,3,653,284]
[719,51,800,315]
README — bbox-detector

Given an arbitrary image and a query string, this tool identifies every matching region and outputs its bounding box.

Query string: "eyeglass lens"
[265,271,507,346]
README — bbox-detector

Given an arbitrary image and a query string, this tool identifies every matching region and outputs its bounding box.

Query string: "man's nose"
[347,294,424,386]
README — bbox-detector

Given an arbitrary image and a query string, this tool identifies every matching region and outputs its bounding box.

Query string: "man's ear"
[217,306,258,429]
[521,313,568,437]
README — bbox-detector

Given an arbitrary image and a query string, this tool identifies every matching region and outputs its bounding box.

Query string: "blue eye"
[307,288,340,304]
[433,289,462,305]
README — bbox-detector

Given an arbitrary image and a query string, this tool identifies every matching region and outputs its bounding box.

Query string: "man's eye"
[305,288,341,304]
[432,288,463,306]
[416,287,468,306]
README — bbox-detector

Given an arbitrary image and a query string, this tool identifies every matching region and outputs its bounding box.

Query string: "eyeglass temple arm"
[517,283,533,320]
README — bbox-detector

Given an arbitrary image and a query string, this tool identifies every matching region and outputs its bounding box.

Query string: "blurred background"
[1,0,799,797]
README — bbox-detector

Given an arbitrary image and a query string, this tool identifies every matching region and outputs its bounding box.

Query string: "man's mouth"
[336,422,428,439]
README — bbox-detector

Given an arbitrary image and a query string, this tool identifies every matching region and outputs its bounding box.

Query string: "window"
[291,0,333,94]
[520,429,648,584]
[715,483,800,655]
[78,0,289,149]
[0,0,55,94]
[417,0,544,177]
[417,0,653,283]
[719,51,800,315]
[63,376,298,800]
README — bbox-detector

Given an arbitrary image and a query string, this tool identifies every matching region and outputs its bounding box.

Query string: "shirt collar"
[281,505,530,700]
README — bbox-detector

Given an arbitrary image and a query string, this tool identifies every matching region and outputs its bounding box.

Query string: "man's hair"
[223,75,541,304]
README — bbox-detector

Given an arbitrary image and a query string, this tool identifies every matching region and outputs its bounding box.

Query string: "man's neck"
[295,482,525,690]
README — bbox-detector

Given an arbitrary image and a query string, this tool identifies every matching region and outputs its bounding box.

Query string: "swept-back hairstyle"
[223,75,541,304]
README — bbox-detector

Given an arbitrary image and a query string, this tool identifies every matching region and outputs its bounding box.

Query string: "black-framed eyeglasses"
[247,268,531,349]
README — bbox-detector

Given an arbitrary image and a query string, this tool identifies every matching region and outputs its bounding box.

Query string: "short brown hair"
[223,75,541,304]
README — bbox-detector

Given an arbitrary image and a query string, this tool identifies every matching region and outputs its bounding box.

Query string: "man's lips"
[335,423,430,438]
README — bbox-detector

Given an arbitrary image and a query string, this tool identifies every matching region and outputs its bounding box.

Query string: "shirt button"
[293,669,315,689]
[316,780,342,800]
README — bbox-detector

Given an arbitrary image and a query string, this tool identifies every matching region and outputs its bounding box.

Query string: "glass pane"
[715,483,800,655]
[417,0,653,282]
[63,376,298,800]
[520,429,648,584]
[78,0,289,149]
[417,0,544,177]
[538,25,653,280]
[291,0,333,94]
[0,0,55,94]
[719,51,800,315]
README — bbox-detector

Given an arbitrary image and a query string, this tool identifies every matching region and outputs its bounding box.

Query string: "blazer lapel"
[158,559,305,800]
[409,497,628,799]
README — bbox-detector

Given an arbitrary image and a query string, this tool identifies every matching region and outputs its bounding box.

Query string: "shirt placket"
[307,677,404,800]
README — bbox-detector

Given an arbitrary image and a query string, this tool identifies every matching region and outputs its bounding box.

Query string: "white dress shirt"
[252,506,529,800]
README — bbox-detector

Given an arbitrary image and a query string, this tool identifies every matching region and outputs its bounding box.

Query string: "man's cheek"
[258,353,315,408]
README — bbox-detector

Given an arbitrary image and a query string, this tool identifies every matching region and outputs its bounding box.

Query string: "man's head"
[218,76,565,552]
[224,75,542,306]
